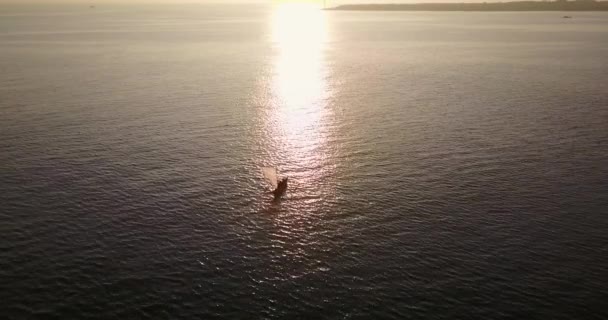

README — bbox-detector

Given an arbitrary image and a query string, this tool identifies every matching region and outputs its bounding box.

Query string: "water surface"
[2,4,608,319]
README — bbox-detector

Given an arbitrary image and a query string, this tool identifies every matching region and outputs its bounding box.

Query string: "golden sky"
[0,0,515,4]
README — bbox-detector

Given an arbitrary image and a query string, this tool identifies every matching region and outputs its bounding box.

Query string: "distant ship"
[563,15,572,18]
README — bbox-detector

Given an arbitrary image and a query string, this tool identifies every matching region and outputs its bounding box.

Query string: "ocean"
[1,4,607,318]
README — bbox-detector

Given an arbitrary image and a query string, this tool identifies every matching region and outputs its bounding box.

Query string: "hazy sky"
[0,0,497,4]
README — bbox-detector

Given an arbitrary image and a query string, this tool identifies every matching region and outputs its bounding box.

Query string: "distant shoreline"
[327,1,608,11]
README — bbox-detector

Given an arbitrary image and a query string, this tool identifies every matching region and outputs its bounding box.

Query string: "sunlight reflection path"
[246,2,336,277]
[269,3,331,179]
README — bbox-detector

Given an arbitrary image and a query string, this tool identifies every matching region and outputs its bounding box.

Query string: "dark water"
[2,4,608,319]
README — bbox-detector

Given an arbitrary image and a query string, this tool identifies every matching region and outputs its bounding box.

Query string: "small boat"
[562,15,572,19]
[273,178,288,199]
[262,167,288,200]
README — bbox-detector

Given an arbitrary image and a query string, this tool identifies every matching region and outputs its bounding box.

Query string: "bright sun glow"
[273,0,325,4]
[265,2,331,183]
[271,3,328,133]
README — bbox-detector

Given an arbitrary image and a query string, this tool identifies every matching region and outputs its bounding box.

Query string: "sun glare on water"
[272,2,328,108]
[271,2,329,135]
[261,1,332,196]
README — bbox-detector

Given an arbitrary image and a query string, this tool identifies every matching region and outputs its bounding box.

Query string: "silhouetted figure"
[273,177,288,199]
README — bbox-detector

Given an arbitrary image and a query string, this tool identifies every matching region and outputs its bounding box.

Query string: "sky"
[1,0,569,5]
[0,0,500,4]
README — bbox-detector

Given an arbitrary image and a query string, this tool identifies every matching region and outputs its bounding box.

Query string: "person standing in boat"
[273,177,288,199]
[262,167,288,200]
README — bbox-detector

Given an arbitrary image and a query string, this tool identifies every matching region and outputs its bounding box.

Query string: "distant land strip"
[327,1,608,11]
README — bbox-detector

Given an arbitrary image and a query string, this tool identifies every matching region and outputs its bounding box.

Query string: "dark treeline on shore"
[329,1,608,11]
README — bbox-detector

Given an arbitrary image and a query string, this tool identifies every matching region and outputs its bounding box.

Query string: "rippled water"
[2,4,608,319]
